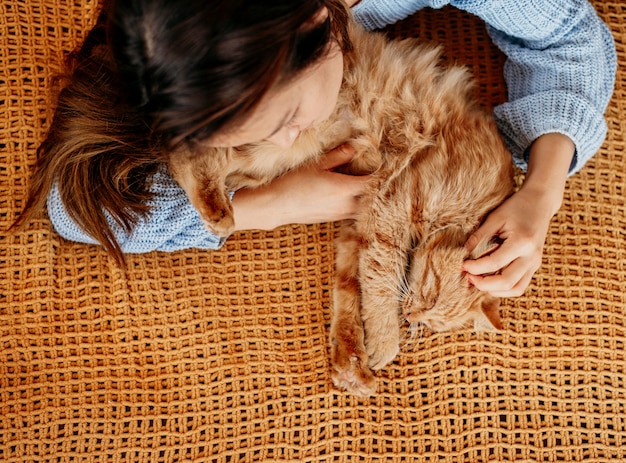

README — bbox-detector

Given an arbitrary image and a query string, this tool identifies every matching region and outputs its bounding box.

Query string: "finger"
[334,170,371,187]
[464,213,504,253]
[463,238,520,275]
[478,269,535,298]
[468,259,533,296]
[317,143,357,170]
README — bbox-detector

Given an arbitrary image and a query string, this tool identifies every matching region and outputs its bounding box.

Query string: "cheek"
[310,53,343,123]
[319,93,338,121]
[326,61,343,109]
[305,82,340,124]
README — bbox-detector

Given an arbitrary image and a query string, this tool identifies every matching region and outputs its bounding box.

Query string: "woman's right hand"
[232,143,369,231]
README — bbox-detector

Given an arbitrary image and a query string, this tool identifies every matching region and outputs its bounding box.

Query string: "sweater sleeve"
[47,166,227,253]
[353,0,617,174]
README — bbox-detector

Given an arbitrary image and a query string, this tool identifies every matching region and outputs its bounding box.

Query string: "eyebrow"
[268,106,297,138]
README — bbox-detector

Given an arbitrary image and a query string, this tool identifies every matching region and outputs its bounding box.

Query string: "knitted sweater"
[47,0,617,253]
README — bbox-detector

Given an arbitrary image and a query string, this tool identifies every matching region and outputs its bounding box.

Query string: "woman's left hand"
[462,187,554,297]
[462,132,576,297]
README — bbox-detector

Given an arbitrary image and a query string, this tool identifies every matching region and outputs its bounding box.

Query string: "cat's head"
[401,225,502,332]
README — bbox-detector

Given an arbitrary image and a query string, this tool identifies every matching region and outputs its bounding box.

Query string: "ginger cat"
[168,24,514,396]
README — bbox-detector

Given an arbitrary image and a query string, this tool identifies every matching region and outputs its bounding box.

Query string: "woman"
[17,0,616,297]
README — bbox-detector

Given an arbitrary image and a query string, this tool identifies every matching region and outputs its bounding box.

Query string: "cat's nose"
[405,310,426,324]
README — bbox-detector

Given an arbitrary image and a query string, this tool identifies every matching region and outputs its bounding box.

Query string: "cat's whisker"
[396,271,412,302]
[404,321,426,344]
[376,270,405,296]
[399,273,410,295]
[375,280,403,298]
[398,292,410,310]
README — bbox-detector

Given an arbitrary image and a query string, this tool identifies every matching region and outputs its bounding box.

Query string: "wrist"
[522,133,575,215]
[231,187,279,232]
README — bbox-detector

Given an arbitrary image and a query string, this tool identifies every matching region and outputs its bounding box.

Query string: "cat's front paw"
[200,214,235,237]
[330,336,376,397]
[365,336,400,371]
[197,203,235,237]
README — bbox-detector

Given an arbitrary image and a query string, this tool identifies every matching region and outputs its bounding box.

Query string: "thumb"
[317,143,357,170]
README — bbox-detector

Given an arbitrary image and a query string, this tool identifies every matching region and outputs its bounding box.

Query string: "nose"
[405,311,425,324]
[266,126,300,149]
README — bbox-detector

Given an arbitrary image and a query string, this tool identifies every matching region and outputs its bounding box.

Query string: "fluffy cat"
[168,24,514,396]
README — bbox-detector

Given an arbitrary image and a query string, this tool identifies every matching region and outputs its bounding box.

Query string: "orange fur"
[168,25,514,396]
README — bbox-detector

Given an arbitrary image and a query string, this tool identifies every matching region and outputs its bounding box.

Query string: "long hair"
[14,0,352,266]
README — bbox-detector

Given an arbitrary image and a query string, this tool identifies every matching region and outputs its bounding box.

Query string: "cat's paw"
[201,215,235,237]
[365,337,399,371]
[330,338,376,397]
[197,204,235,237]
[331,355,377,397]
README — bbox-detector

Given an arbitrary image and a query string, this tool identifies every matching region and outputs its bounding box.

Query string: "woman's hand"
[232,143,369,231]
[462,186,556,297]
[463,133,576,297]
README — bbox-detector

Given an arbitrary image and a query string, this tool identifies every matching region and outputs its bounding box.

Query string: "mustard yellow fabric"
[1,1,625,461]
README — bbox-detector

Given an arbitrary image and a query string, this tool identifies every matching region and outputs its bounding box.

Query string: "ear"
[428,224,467,249]
[468,236,503,261]
[473,295,503,331]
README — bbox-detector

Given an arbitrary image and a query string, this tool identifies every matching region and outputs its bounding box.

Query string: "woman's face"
[208,42,344,149]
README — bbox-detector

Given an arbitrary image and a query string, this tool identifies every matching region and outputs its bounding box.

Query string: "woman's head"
[108,0,352,149]
[17,0,352,266]
[208,33,345,149]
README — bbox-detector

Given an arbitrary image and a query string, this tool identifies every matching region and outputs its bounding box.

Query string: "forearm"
[47,168,225,253]
[232,145,368,232]
[231,186,280,232]
[354,0,616,174]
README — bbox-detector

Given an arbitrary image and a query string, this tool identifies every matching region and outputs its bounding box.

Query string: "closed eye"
[285,107,300,127]
[268,106,299,138]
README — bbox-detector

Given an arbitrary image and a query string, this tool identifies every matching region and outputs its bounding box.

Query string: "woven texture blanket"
[1,1,625,461]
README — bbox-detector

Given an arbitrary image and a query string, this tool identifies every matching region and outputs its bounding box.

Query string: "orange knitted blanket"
[1,1,625,461]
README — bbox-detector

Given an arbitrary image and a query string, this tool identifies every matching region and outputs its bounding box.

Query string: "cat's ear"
[473,294,503,331]
[467,236,503,261]
[429,225,467,249]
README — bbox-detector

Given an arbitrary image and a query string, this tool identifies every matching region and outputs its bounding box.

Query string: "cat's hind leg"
[330,222,377,397]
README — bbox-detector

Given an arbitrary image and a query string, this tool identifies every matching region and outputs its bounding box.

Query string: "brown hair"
[14,0,352,265]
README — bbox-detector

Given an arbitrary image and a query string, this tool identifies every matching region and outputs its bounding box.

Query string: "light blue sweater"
[47,0,617,253]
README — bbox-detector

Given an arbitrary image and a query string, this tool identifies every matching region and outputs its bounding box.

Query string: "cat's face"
[401,227,502,332]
